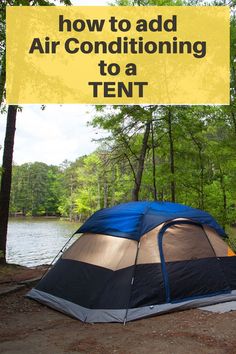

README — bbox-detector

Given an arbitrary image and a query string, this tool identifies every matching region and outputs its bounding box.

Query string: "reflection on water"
[6,218,80,267]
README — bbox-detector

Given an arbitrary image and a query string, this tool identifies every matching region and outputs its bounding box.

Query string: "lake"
[6,218,236,267]
[6,218,80,267]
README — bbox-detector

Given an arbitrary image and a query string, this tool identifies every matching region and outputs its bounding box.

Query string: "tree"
[92,105,155,201]
[58,159,81,221]
[0,105,17,262]
[0,0,72,263]
[10,162,62,216]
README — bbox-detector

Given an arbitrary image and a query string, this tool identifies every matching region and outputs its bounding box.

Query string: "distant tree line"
[9,100,236,232]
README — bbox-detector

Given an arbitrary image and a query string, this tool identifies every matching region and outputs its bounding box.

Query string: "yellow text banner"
[6,6,229,104]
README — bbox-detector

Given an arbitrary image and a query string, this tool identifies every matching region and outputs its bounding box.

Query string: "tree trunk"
[132,121,151,201]
[167,109,176,202]
[199,147,204,210]
[0,51,6,106]
[151,120,157,200]
[231,111,236,138]
[103,179,108,208]
[190,133,205,210]
[69,174,73,221]
[219,167,227,230]
[111,166,116,206]
[0,105,17,264]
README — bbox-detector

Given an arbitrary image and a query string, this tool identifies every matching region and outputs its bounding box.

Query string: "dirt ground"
[1,265,236,354]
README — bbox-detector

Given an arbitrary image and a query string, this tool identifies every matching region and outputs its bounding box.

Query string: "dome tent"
[27,201,236,323]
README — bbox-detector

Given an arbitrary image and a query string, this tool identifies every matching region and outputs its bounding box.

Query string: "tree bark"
[219,167,227,230]
[231,111,236,138]
[199,147,204,210]
[0,51,6,106]
[132,121,151,201]
[151,120,157,200]
[167,108,176,202]
[189,132,205,210]
[0,105,17,263]
[103,178,108,208]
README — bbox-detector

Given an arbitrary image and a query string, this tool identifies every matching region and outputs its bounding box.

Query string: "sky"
[0,0,109,166]
[0,105,107,165]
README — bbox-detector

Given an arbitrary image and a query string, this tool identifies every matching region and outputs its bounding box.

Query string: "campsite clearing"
[1,266,236,354]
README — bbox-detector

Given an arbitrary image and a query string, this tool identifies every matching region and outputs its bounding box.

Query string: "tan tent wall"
[137,224,163,265]
[62,219,235,271]
[63,233,137,271]
[162,223,215,262]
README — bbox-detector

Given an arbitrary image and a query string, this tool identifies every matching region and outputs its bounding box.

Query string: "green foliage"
[9,103,236,235]
[228,228,236,252]
[8,101,236,234]
[10,162,62,216]
[113,0,183,5]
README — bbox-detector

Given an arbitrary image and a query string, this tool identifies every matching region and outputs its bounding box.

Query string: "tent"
[27,201,236,323]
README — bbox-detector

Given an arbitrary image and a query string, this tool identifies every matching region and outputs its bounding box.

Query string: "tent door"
[158,220,231,303]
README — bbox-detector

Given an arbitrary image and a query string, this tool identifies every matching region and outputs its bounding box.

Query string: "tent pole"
[123,240,141,325]
[39,232,77,280]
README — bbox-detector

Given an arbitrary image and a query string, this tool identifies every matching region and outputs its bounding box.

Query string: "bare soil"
[1,264,236,354]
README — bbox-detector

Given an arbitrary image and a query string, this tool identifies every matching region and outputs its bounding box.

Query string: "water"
[6,218,80,267]
[6,218,236,267]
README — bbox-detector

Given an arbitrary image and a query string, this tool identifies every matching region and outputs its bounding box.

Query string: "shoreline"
[0,263,49,289]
